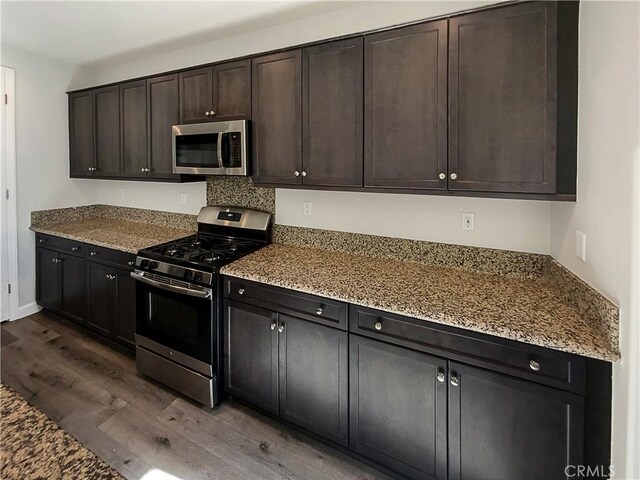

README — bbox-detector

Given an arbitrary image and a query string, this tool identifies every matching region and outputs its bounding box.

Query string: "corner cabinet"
[448,1,578,195]
[223,277,610,480]
[35,233,136,349]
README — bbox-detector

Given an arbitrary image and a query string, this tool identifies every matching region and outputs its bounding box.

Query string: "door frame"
[0,66,19,321]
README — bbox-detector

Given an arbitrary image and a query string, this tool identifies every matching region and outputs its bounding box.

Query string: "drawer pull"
[270,322,277,331]
[71,246,80,252]
[437,370,445,383]
[90,251,98,256]
[127,261,135,266]
[278,323,285,333]
[374,321,383,331]
[529,359,541,371]
[316,307,323,316]
[238,288,245,295]
[39,238,45,244]
[450,375,460,387]
[105,274,116,280]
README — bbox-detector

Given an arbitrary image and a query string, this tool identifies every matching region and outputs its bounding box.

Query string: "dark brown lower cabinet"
[349,335,447,480]
[225,301,279,414]
[224,300,349,444]
[448,362,584,480]
[278,314,348,446]
[86,262,136,347]
[36,248,85,325]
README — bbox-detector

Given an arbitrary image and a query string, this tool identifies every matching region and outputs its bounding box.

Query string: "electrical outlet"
[576,230,587,262]
[180,193,188,205]
[303,201,312,216]
[462,212,475,231]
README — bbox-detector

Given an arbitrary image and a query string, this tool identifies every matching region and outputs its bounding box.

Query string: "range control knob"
[140,260,150,269]
[149,261,159,270]
[193,272,203,282]
[184,270,193,280]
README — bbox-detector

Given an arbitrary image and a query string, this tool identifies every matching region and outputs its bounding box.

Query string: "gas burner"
[164,245,183,256]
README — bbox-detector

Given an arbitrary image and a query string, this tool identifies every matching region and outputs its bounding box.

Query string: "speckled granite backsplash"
[206,177,275,215]
[31,205,197,230]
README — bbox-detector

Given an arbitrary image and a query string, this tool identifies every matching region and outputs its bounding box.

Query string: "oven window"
[136,284,213,364]
[175,133,219,168]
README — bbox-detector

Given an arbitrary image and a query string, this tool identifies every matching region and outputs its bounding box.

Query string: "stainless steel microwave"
[172,120,248,175]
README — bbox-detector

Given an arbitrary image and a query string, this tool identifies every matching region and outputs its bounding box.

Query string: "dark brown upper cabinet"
[120,80,148,178]
[147,74,180,178]
[94,86,121,177]
[69,91,95,177]
[302,38,363,187]
[364,21,448,191]
[252,50,302,185]
[448,1,578,195]
[179,59,251,124]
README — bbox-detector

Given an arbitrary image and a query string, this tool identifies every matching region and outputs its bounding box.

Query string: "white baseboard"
[13,302,42,320]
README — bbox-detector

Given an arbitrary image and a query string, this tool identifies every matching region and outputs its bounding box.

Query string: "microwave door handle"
[216,132,224,169]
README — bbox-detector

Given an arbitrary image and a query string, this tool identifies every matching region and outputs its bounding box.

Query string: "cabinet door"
[448,362,584,480]
[58,253,85,325]
[302,38,363,187]
[212,59,251,121]
[224,301,279,414]
[252,50,302,185]
[278,314,348,445]
[449,2,558,193]
[113,267,136,348]
[69,91,95,176]
[36,248,59,310]
[148,74,180,177]
[86,262,117,336]
[350,335,447,480]
[179,67,213,124]
[364,21,448,190]
[120,80,148,177]
[94,86,121,177]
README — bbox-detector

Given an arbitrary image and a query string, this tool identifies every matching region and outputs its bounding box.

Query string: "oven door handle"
[130,271,212,299]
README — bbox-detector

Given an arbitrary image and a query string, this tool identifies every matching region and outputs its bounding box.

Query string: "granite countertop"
[221,244,619,362]
[30,218,193,254]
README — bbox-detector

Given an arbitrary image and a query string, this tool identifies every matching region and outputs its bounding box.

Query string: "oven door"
[132,271,214,369]
[172,120,248,175]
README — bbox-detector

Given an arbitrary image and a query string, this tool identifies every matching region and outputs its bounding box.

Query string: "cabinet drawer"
[224,277,347,330]
[350,305,585,394]
[36,233,84,257]
[84,244,137,269]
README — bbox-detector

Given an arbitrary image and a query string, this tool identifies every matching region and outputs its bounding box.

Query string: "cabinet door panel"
[148,74,180,177]
[94,86,121,177]
[179,67,213,124]
[278,314,348,445]
[69,91,94,176]
[252,50,302,184]
[350,335,447,480]
[114,267,136,348]
[36,248,60,310]
[303,38,363,187]
[224,301,279,414]
[120,80,148,177]
[364,21,448,190]
[448,362,583,480]
[86,262,117,336]
[59,253,85,325]
[212,60,251,120]
[449,2,557,193]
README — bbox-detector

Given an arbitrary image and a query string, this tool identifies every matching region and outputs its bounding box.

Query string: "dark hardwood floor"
[0,312,391,480]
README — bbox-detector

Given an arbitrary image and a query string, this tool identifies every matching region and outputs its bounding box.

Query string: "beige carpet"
[0,383,123,479]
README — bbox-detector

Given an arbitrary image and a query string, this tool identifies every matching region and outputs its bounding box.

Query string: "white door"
[0,66,16,322]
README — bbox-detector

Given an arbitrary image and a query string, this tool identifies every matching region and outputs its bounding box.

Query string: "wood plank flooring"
[1,312,392,480]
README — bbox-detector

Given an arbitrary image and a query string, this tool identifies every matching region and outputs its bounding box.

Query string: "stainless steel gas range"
[130,206,271,407]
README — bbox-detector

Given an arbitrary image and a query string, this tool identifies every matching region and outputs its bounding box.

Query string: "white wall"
[0,45,98,313]
[277,190,551,253]
[549,2,640,478]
